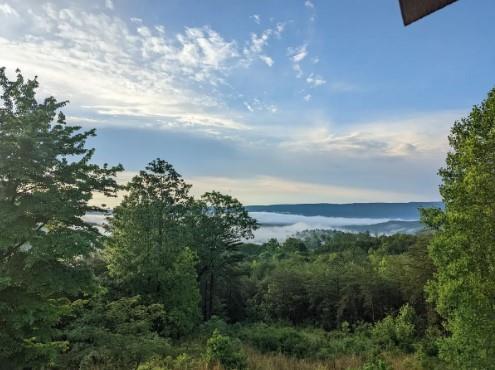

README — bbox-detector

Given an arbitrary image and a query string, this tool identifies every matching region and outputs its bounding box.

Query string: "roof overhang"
[399,0,458,26]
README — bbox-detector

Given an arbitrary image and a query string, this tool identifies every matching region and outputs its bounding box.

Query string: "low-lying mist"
[251,212,392,243]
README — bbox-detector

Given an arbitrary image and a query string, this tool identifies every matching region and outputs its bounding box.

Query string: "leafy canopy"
[422,88,495,369]
[0,68,122,368]
[192,191,257,321]
[105,159,200,337]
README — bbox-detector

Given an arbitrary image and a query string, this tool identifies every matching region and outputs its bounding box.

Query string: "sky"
[1,0,494,205]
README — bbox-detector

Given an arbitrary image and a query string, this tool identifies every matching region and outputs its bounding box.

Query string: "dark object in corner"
[399,0,458,26]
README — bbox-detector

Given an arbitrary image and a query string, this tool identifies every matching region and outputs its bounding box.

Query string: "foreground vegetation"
[1,68,495,369]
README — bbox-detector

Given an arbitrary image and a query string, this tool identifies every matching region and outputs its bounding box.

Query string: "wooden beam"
[399,0,458,26]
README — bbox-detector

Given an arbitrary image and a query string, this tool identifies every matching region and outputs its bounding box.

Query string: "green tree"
[283,237,308,254]
[105,159,200,337]
[192,191,257,321]
[375,235,437,330]
[262,264,309,325]
[422,88,495,369]
[0,68,121,368]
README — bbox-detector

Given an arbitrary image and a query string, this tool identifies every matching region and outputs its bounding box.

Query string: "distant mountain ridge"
[246,202,443,220]
[341,220,424,235]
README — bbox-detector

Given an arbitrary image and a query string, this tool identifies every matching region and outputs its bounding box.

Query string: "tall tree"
[193,191,257,321]
[0,68,122,368]
[105,159,200,337]
[422,88,495,369]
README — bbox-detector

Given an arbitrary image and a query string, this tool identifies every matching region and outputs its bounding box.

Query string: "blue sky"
[1,0,494,204]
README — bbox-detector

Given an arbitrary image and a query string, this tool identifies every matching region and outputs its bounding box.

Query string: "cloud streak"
[278,111,462,158]
[187,175,428,204]
[90,171,430,208]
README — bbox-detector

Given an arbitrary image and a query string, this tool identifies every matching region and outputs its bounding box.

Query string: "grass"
[140,349,425,370]
[140,330,429,370]
[245,347,364,370]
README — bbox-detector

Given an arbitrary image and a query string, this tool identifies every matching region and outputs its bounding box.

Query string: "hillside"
[342,220,424,235]
[246,202,443,220]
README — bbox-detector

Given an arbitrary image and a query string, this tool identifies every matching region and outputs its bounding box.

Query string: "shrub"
[372,304,416,352]
[200,316,232,337]
[326,322,374,357]
[139,353,203,370]
[360,357,392,370]
[414,327,447,369]
[205,329,247,370]
[239,323,325,358]
[239,322,374,360]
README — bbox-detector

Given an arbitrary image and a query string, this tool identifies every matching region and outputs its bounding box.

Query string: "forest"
[1,67,495,370]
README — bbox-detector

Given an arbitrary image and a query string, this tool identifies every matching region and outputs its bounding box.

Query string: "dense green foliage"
[206,329,247,370]
[59,296,170,369]
[1,68,494,369]
[422,88,495,369]
[105,159,201,337]
[0,68,122,367]
[191,191,257,321]
[242,232,433,332]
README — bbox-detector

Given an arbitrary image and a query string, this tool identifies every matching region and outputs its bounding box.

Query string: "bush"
[326,322,374,357]
[239,322,374,360]
[60,297,170,369]
[414,326,447,369]
[360,357,392,370]
[205,329,247,370]
[139,353,203,370]
[200,316,232,337]
[372,304,416,352]
[239,323,326,358]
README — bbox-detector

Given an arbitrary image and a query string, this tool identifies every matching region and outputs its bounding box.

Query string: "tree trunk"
[201,273,208,321]
[206,272,214,320]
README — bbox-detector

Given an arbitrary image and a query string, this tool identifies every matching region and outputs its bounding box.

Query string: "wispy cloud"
[306,73,326,87]
[304,0,316,22]
[240,23,286,68]
[0,2,272,133]
[287,44,308,78]
[175,26,239,75]
[0,0,468,205]
[304,0,315,9]
[91,171,429,208]
[0,2,17,16]
[304,1,314,9]
[245,29,272,55]
[243,98,277,113]
[104,0,114,10]
[278,111,463,158]
[274,22,285,37]
[250,14,261,24]
[259,55,274,66]
[188,175,428,204]
[288,44,308,63]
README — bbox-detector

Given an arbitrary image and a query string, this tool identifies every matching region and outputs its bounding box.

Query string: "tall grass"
[245,347,363,370]
[140,348,423,370]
